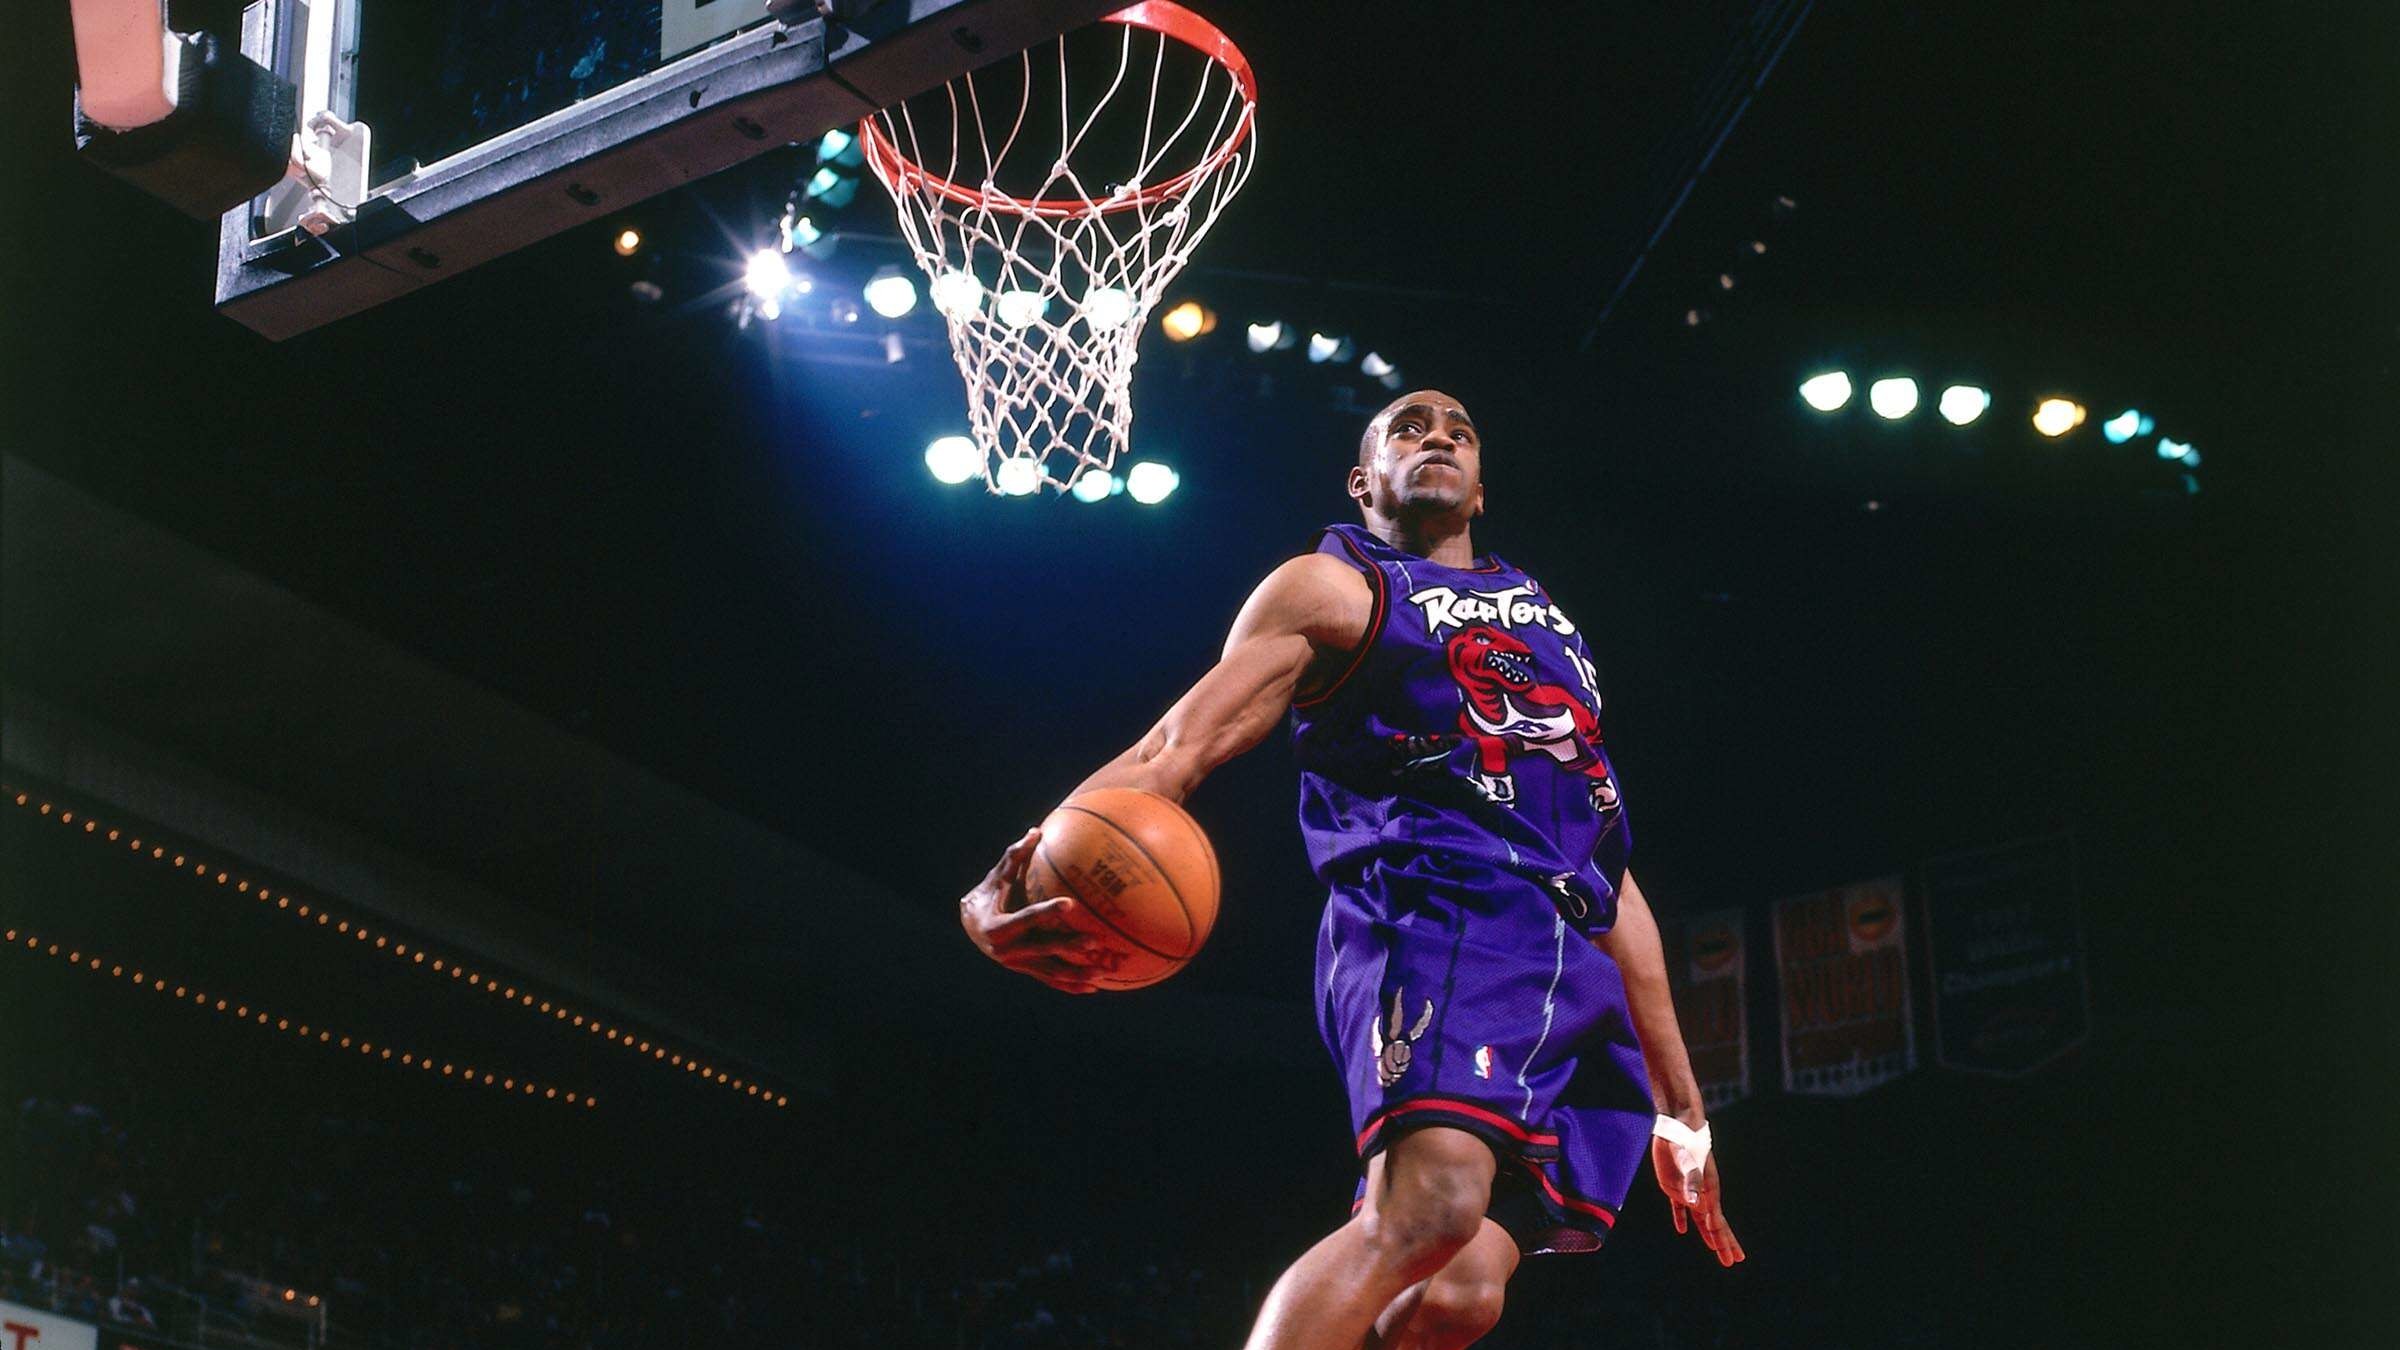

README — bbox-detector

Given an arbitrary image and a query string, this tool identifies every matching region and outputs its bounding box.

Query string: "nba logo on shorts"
[1474,1045,1494,1080]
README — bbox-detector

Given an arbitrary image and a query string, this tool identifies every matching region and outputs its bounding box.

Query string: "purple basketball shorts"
[1314,855,1654,1254]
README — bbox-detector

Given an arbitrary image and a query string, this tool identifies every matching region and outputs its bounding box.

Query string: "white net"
[861,3,1256,495]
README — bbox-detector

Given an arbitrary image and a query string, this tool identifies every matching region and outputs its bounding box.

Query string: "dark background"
[4,1,2394,1346]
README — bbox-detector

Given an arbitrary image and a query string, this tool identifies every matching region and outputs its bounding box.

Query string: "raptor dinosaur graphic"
[1443,623,1619,810]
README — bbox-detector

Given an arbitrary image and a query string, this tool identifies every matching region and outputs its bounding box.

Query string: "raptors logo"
[1443,623,1619,811]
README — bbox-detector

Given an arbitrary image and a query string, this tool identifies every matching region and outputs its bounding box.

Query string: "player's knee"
[1363,1161,1489,1272]
[1415,1277,1507,1347]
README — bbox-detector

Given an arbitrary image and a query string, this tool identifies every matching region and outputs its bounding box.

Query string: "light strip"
[4,783,791,1110]
[2,923,595,1108]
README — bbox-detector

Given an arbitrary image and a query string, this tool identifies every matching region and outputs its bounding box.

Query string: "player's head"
[1349,389,1485,524]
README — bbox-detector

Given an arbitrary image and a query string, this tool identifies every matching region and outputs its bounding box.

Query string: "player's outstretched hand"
[957,828,1104,995]
[1653,1136,1746,1267]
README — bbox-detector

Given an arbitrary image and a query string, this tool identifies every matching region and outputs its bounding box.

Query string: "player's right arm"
[955,552,1372,992]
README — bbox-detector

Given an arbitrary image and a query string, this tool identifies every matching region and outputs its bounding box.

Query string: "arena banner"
[0,1299,99,1350]
[1666,907,1751,1109]
[1924,834,2089,1077]
[1773,877,1915,1096]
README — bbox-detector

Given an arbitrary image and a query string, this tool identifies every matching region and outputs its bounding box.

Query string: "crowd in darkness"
[1,1088,1277,1350]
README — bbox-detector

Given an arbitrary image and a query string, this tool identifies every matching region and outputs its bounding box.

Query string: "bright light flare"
[2032,398,2087,438]
[1245,320,1287,354]
[612,227,642,257]
[1306,332,1354,364]
[995,290,1049,329]
[929,270,983,318]
[1160,300,1216,341]
[2157,437,2199,465]
[1125,461,1179,504]
[1081,286,1135,330]
[1360,352,1395,379]
[1798,371,1853,412]
[924,436,981,485]
[1867,377,1919,419]
[743,249,792,299]
[863,269,918,318]
[1937,385,1991,425]
[1069,470,1117,503]
[995,457,1042,496]
[2102,409,2154,444]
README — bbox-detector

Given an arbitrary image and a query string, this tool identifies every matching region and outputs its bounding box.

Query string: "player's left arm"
[1593,870,1747,1266]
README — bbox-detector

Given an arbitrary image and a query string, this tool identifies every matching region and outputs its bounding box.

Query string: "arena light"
[863,266,918,319]
[994,289,1049,329]
[1125,461,1180,505]
[1069,470,1118,503]
[743,249,792,300]
[781,212,827,257]
[816,127,862,165]
[1937,385,1991,426]
[929,269,983,318]
[1867,377,1919,420]
[1160,300,1216,342]
[1306,332,1355,364]
[2158,437,2199,465]
[611,226,642,257]
[2102,409,2154,444]
[1081,286,1135,330]
[2031,398,2087,438]
[1798,371,1853,412]
[0,921,590,1107]
[1359,352,1395,379]
[924,435,981,485]
[994,457,1042,496]
[1245,320,1296,353]
[3,782,777,1108]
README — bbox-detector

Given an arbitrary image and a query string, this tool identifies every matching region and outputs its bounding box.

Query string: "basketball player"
[958,390,1743,1349]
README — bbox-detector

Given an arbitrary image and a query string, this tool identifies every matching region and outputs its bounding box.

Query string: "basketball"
[1025,788,1221,990]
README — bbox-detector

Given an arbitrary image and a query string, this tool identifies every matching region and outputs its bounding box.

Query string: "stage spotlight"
[781,211,830,258]
[1937,385,1991,425]
[863,266,918,318]
[1081,286,1135,330]
[924,436,981,485]
[1245,320,1295,353]
[1360,352,1395,379]
[2157,437,2198,465]
[2102,409,2155,444]
[1868,377,1919,419]
[1125,461,1180,504]
[612,227,642,257]
[1307,332,1355,364]
[1798,371,1853,412]
[1161,300,1216,341]
[743,249,792,299]
[816,127,862,166]
[929,269,983,318]
[995,290,1049,329]
[1069,469,1117,503]
[1375,366,1404,390]
[995,457,1041,496]
[803,165,858,208]
[2032,398,2086,437]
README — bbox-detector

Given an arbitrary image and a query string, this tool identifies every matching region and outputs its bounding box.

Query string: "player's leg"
[1368,1217,1520,1350]
[1242,1126,1495,1350]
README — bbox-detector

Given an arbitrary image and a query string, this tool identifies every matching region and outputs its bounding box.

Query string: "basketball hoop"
[861,2,1256,495]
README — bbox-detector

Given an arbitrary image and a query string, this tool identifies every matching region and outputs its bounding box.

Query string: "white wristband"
[1651,1114,1712,1204]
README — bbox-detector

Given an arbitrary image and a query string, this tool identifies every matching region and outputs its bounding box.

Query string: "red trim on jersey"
[1355,1097,1561,1154]
[1294,530,1389,709]
[1516,1157,1618,1226]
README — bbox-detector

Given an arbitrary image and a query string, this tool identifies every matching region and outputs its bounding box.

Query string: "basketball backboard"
[201,0,1121,339]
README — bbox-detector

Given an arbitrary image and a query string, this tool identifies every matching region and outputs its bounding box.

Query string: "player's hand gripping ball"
[958,790,1219,993]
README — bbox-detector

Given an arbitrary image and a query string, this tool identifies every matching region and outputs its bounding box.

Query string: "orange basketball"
[1025,788,1220,990]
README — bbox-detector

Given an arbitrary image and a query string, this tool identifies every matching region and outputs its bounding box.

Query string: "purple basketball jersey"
[1293,523,1630,930]
[1294,524,1653,1255]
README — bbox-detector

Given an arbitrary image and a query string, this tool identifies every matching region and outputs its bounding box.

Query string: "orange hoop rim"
[859,1,1257,221]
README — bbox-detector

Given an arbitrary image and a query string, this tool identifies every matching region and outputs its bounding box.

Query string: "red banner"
[1774,877,1916,1096]
[1666,907,1750,1109]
